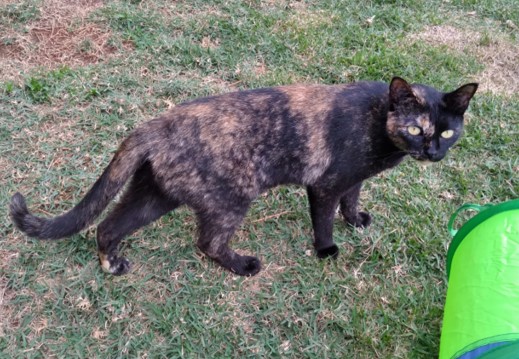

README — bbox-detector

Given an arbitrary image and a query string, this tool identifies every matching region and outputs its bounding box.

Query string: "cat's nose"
[425,149,442,161]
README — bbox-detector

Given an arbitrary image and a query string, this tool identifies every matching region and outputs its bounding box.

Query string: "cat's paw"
[110,257,132,276]
[101,255,131,276]
[316,244,339,259]
[344,211,372,229]
[229,255,262,276]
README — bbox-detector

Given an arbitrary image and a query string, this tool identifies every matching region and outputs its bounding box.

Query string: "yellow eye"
[441,130,454,139]
[407,126,421,136]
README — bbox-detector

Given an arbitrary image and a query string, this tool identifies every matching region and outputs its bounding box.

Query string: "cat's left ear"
[443,83,478,115]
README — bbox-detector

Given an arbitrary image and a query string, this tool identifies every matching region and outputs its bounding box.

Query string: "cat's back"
[143,81,387,160]
[142,81,389,147]
[163,81,385,126]
[141,81,389,192]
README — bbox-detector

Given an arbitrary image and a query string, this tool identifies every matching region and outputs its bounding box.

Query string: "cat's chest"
[343,148,405,182]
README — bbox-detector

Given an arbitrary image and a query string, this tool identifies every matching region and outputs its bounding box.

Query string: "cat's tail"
[10,131,149,240]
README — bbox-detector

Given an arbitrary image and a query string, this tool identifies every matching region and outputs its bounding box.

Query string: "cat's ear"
[443,83,478,115]
[389,77,418,106]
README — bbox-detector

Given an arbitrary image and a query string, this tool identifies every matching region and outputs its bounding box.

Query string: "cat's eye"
[441,130,454,139]
[407,126,421,136]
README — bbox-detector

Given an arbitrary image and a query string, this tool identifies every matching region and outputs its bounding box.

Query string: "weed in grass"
[4,81,15,95]
[25,77,50,103]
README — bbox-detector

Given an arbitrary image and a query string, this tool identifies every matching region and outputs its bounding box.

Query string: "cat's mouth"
[408,152,443,162]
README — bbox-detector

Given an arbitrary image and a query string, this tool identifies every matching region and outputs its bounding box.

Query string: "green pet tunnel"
[439,199,519,359]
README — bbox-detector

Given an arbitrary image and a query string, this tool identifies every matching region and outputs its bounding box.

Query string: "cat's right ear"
[389,77,416,105]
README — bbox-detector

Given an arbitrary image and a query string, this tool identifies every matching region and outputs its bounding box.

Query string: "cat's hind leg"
[97,163,179,275]
[196,206,260,276]
[339,182,372,229]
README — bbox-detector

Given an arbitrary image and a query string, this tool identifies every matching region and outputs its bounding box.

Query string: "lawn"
[1,0,518,357]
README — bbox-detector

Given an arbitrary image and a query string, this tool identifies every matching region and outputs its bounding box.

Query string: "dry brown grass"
[0,233,26,338]
[0,250,17,335]
[0,0,129,80]
[409,24,519,96]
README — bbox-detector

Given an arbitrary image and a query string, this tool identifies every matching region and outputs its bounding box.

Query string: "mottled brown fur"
[10,77,477,276]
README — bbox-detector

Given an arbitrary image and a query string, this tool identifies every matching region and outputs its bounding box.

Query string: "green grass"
[1,0,518,357]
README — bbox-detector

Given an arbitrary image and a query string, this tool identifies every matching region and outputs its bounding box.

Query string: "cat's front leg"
[307,186,340,259]
[339,182,372,228]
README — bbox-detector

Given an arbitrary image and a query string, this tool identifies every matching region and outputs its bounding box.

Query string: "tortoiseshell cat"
[10,77,477,276]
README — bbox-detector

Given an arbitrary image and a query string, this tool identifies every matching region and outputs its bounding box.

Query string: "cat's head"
[386,77,478,162]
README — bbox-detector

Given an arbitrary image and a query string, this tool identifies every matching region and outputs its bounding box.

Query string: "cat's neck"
[369,96,407,167]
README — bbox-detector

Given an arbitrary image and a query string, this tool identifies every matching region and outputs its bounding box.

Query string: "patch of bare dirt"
[410,24,519,96]
[285,7,335,31]
[257,0,308,11]
[0,41,23,59]
[0,0,130,80]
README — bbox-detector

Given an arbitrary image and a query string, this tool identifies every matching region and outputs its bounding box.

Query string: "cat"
[10,77,478,276]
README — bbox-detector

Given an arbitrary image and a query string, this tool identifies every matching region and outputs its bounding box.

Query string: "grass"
[1,0,518,357]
